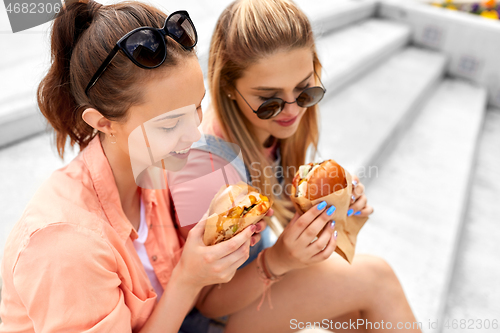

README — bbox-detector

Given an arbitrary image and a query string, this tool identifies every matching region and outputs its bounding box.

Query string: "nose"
[181,123,202,144]
[280,98,301,116]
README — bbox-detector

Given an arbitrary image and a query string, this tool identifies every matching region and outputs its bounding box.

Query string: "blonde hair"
[208,0,321,226]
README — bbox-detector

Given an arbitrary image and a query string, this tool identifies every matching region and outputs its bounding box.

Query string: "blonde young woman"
[170,0,423,332]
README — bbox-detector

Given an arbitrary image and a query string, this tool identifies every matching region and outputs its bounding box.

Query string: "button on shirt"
[133,197,164,300]
[0,135,185,332]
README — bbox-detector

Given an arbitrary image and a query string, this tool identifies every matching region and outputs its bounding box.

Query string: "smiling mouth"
[274,115,298,126]
[168,147,192,160]
[172,147,190,154]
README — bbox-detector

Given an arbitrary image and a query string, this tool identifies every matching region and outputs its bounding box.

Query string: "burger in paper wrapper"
[290,160,368,263]
[204,182,273,246]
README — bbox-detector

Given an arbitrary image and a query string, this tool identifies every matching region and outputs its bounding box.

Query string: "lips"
[173,147,190,154]
[274,115,298,127]
[169,147,191,159]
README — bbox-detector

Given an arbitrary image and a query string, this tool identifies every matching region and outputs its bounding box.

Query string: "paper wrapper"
[203,182,273,246]
[290,169,368,263]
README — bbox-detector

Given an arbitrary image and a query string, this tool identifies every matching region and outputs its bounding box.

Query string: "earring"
[228,94,232,98]
[110,133,116,144]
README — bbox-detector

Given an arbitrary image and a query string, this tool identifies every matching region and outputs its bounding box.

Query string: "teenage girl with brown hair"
[0,1,267,332]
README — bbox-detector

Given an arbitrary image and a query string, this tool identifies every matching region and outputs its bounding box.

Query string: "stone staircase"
[1,1,499,332]
[441,106,500,333]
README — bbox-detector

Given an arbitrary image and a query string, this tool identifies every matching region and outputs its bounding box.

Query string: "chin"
[166,156,189,172]
[153,155,188,172]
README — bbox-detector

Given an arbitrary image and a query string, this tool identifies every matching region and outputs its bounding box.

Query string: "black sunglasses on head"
[233,72,327,120]
[85,10,197,96]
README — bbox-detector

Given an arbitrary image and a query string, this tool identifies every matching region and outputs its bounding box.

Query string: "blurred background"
[1,0,499,332]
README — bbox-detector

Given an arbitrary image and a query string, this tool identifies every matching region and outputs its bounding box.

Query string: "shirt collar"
[83,135,157,242]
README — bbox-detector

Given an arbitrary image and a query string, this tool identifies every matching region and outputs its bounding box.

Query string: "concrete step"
[442,107,500,333]
[317,47,447,174]
[0,32,52,145]
[317,19,410,96]
[378,0,500,109]
[355,79,487,331]
[295,0,376,38]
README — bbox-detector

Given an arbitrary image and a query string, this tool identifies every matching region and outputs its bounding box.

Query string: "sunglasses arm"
[232,86,260,114]
[314,69,327,93]
[85,45,121,96]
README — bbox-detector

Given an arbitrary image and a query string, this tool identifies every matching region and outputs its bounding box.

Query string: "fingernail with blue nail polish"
[318,201,327,210]
[330,220,336,229]
[334,231,338,239]
[326,205,336,216]
[347,209,354,216]
[352,180,358,187]
[355,211,361,216]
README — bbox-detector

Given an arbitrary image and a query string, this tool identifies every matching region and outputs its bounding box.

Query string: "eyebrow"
[153,113,183,122]
[153,90,206,122]
[251,72,313,91]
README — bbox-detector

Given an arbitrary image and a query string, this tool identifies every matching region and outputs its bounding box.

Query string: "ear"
[225,89,237,101]
[222,82,236,101]
[82,108,114,135]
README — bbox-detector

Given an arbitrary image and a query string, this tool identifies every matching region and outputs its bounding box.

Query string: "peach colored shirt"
[0,135,184,332]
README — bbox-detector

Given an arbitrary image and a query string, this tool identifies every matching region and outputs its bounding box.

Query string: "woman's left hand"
[348,175,374,217]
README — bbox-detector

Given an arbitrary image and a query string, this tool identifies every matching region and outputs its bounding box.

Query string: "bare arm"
[138,266,202,333]
[195,257,265,318]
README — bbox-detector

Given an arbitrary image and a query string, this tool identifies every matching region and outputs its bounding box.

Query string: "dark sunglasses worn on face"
[233,72,327,120]
[85,10,197,96]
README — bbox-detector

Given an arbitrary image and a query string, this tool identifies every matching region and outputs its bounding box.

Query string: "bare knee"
[355,254,399,287]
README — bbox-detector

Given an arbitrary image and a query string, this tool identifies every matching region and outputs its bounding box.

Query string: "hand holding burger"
[204,182,273,246]
[292,160,348,211]
[290,159,369,263]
